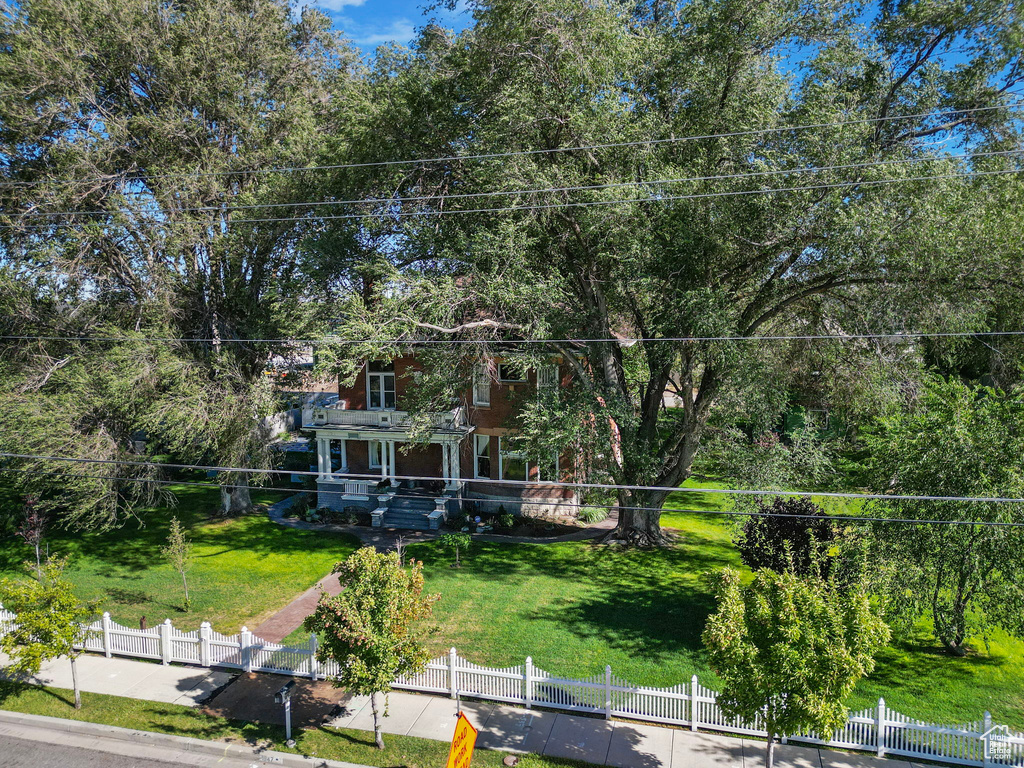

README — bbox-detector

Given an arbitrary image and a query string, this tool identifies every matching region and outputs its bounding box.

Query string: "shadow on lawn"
[418,538,733,663]
[0,486,358,578]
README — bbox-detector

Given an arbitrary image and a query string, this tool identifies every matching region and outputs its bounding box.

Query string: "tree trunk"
[370,691,384,749]
[765,732,776,768]
[612,489,671,546]
[71,655,81,710]
[220,478,252,516]
[181,570,190,610]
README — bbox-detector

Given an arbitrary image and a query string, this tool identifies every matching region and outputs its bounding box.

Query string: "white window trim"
[498,437,530,481]
[368,440,382,468]
[537,364,559,388]
[497,437,559,482]
[472,363,491,407]
[366,366,396,411]
[497,362,528,383]
[474,434,491,479]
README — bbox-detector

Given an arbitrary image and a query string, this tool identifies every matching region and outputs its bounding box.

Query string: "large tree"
[867,375,1024,656]
[319,0,1024,543]
[0,0,360,519]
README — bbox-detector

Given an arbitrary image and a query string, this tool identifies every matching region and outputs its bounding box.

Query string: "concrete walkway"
[5,653,925,768]
[327,689,918,768]
[0,652,234,707]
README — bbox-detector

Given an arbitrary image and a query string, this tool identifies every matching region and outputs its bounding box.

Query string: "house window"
[498,362,527,382]
[368,440,383,468]
[367,361,396,410]
[537,365,558,389]
[474,434,491,479]
[499,437,528,481]
[472,363,491,406]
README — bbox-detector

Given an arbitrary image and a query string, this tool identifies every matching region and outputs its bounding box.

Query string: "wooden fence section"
[1,607,1021,767]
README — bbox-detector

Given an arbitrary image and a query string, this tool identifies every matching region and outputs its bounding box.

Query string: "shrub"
[578,506,608,524]
[498,512,516,529]
[735,497,834,577]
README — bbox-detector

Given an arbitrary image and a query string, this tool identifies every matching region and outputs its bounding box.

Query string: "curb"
[0,709,369,768]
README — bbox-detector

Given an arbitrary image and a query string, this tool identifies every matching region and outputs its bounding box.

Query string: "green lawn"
[0,684,594,768]
[0,484,360,633]
[400,506,1024,729]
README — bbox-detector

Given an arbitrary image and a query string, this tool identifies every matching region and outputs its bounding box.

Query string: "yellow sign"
[445,711,479,768]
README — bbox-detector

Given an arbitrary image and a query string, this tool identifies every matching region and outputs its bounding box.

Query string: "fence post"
[449,647,458,699]
[101,612,112,658]
[983,711,993,768]
[199,622,211,667]
[160,619,173,665]
[309,634,319,682]
[876,697,887,757]
[604,666,612,721]
[240,626,253,673]
[525,657,534,710]
[691,675,700,732]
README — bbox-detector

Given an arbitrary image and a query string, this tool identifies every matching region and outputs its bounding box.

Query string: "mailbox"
[274,680,296,705]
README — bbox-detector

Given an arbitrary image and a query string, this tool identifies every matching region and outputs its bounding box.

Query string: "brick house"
[306,355,576,530]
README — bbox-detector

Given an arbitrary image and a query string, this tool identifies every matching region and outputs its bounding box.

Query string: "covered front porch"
[311,427,470,529]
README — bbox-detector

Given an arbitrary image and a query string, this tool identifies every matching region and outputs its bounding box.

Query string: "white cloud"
[310,0,367,10]
[333,16,417,47]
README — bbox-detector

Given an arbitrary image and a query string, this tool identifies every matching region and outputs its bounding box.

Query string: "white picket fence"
[1,608,1021,767]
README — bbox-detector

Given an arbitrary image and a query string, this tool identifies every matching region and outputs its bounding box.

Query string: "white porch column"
[339,439,348,473]
[388,440,397,482]
[380,441,388,480]
[317,437,329,479]
[441,442,451,485]
[451,441,461,485]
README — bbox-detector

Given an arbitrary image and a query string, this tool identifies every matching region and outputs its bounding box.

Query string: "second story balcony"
[307,403,470,433]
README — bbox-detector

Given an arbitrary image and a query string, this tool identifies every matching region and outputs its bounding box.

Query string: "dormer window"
[367,361,396,410]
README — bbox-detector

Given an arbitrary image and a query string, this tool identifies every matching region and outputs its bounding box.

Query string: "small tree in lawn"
[16,495,46,578]
[0,557,95,709]
[304,547,438,749]
[703,568,889,768]
[438,532,471,568]
[735,497,835,578]
[161,516,194,612]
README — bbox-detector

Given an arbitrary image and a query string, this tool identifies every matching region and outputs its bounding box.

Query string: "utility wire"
[7,167,1024,229]
[3,452,1024,505]
[1,102,1020,188]
[1,467,1021,528]
[4,330,1024,345]
[12,147,1022,220]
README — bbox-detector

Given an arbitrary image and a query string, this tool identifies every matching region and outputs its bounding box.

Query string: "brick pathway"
[252,571,342,643]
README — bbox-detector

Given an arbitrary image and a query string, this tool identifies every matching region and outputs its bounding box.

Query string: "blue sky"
[312,0,470,53]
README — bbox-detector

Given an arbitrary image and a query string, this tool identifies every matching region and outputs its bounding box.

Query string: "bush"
[498,512,516,529]
[578,506,608,524]
[735,497,834,577]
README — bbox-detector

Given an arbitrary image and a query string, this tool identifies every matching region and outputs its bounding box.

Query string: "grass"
[0,683,595,768]
[398,502,1024,730]
[0,483,361,633]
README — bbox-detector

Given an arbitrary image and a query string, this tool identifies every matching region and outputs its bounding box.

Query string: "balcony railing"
[309,404,468,431]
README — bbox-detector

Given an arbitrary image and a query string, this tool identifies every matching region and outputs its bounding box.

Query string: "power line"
[3,452,1024,505]
[12,147,1021,220]
[7,167,1023,229]
[1,103,1020,189]
[1,466,1021,528]
[4,329,1024,346]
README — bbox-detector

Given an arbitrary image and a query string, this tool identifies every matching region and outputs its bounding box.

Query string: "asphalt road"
[1,733,258,768]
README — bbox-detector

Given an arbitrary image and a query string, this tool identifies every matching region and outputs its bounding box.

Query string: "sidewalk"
[325,689,918,768]
[4,652,923,768]
[0,651,234,707]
